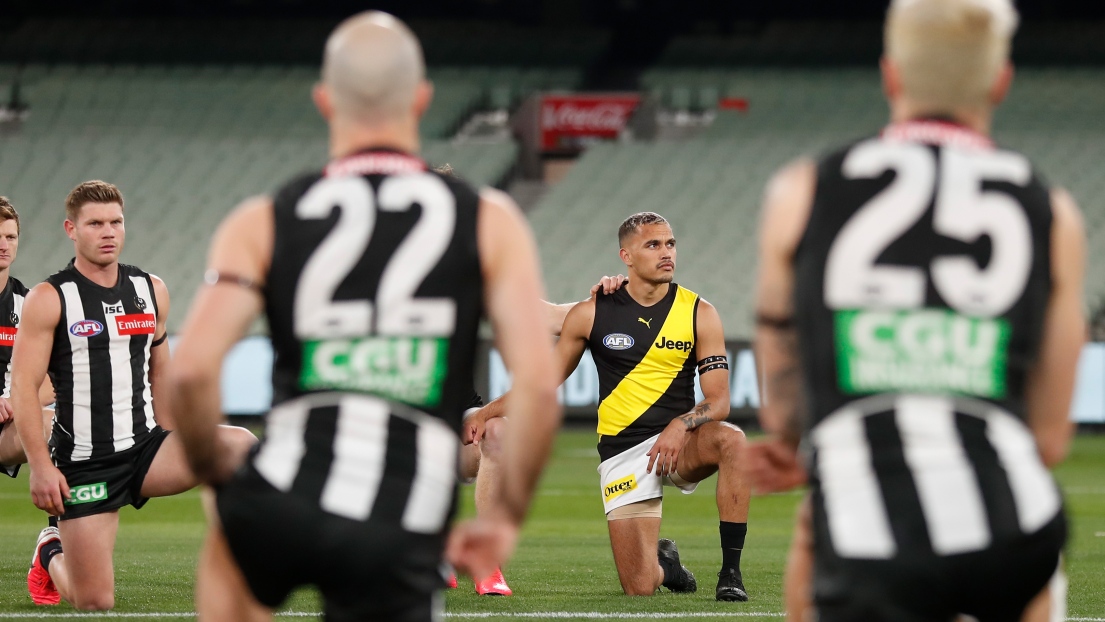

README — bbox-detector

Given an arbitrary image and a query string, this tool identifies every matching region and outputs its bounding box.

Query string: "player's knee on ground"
[480,417,507,459]
[69,591,115,611]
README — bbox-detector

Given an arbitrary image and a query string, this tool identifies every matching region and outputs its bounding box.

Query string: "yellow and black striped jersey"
[589,284,699,461]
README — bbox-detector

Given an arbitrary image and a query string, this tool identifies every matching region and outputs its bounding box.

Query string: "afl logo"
[70,320,104,337]
[603,333,634,350]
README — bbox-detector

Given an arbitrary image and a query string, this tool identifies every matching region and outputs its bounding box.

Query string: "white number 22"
[293,173,457,339]
[824,141,1033,318]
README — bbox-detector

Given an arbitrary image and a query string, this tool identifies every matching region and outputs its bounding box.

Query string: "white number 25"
[824,141,1033,318]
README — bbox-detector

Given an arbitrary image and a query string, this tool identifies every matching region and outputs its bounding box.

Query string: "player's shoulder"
[563,296,597,334]
[8,276,28,297]
[271,170,325,211]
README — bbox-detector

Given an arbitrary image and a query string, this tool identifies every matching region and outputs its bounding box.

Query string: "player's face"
[66,202,125,267]
[622,223,676,285]
[0,219,19,271]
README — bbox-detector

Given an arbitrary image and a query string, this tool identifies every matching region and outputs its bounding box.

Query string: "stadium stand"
[0,63,520,329]
[531,68,1105,337]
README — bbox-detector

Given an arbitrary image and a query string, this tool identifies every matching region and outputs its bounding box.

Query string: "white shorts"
[597,433,698,514]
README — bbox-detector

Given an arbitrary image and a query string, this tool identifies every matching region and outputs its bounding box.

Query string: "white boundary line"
[0,613,1099,621]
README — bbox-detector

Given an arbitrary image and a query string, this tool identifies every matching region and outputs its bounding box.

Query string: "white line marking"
[0,613,1097,621]
[0,612,786,619]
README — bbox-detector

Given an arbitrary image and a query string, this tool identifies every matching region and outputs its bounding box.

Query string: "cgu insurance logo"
[65,482,108,505]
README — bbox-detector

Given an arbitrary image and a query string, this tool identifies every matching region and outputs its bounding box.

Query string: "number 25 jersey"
[793,119,1060,559]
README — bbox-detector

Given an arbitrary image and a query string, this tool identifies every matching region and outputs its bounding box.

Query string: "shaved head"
[322,11,426,123]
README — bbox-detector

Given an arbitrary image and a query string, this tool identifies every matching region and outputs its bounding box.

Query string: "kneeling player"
[472,213,751,601]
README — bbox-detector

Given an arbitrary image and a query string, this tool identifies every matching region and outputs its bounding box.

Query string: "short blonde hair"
[885,0,1019,111]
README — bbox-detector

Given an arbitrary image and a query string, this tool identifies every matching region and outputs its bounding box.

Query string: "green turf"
[0,430,1102,620]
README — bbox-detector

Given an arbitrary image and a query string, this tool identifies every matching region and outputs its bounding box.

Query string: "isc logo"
[603,333,635,350]
[103,302,124,314]
[69,320,104,338]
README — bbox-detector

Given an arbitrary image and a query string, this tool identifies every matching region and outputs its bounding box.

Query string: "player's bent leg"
[607,512,664,595]
[0,422,24,469]
[458,441,480,482]
[1019,563,1067,622]
[470,417,512,595]
[677,421,750,602]
[197,490,272,622]
[51,512,120,610]
[785,496,814,622]
[141,425,256,498]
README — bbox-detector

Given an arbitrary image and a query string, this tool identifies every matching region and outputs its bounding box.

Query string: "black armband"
[151,333,168,347]
[699,362,729,374]
[204,269,263,292]
[755,312,795,329]
[697,355,727,367]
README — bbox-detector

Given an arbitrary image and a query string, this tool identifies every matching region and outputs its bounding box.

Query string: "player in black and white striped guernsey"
[0,197,29,478]
[11,181,256,610]
[748,1,1085,620]
[168,13,562,622]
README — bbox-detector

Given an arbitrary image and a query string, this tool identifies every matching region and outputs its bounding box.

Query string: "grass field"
[0,429,1102,620]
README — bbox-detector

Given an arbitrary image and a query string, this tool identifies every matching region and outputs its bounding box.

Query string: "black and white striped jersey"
[47,260,160,463]
[0,276,28,399]
[793,119,1062,559]
[254,148,483,530]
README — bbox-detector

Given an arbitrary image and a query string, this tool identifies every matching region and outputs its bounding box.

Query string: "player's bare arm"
[11,283,68,515]
[748,159,816,493]
[147,276,175,430]
[645,299,730,478]
[446,188,561,580]
[1024,188,1086,467]
[462,297,593,445]
[169,196,272,484]
[542,274,626,336]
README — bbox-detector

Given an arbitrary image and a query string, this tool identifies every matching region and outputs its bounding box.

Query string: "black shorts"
[217,465,446,622]
[55,428,170,521]
[813,511,1067,622]
[1,421,19,478]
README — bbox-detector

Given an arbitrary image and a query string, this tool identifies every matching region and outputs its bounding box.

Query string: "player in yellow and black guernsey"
[478,212,752,602]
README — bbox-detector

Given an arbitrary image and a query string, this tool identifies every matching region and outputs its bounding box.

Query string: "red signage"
[0,327,15,346]
[539,94,641,151]
[115,314,156,336]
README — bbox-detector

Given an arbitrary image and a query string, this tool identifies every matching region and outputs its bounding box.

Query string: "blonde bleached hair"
[885,0,1019,111]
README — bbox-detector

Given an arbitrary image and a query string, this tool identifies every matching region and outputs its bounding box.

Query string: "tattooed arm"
[754,159,816,449]
[646,299,730,477]
[745,159,817,494]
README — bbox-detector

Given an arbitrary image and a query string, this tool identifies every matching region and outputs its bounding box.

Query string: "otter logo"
[603,333,635,350]
[70,320,104,338]
[654,336,692,352]
[603,474,637,503]
[65,482,108,505]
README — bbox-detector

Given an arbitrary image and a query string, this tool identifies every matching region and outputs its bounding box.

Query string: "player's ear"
[63,219,76,241]
[989,61,1014,107]
[412,80,433,121]
[880,57,902,102]
[312,83,334,122]
[619,247,631,267]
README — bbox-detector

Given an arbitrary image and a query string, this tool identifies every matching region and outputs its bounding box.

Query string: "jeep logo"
[603,333,635,350]
[654,336,692,352]
[65,482,108,505]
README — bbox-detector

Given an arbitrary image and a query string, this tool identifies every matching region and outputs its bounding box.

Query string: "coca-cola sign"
[539,94,641,151]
